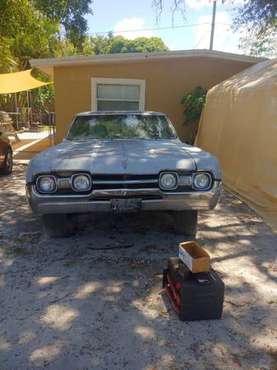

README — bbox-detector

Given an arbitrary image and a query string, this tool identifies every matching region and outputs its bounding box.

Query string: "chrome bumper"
[26,181,221,215]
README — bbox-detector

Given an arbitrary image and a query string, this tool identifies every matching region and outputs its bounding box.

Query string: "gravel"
[0,164,276,370]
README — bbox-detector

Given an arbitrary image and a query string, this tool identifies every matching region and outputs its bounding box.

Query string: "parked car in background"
[0,128,13,175]
[26,111,221,237]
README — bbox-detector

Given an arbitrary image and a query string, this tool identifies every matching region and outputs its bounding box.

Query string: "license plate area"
[111,198,142,212]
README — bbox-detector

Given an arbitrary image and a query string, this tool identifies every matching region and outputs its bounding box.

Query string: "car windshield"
[67,114,177,140]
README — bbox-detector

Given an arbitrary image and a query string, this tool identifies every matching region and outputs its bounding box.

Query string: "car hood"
[27,139,198,179]
[27,139,221,182]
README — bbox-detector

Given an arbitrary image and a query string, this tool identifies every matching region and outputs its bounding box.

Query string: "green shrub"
[181,86,206,144]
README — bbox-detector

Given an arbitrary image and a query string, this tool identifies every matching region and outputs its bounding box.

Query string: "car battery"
[163,257,224,321]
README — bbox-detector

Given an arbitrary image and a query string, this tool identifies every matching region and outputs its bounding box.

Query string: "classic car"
[26,111,221,237]
[0,128,13,175]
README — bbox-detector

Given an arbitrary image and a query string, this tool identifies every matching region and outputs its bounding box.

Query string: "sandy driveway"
[12,131,53,161]
[0,164,276,370]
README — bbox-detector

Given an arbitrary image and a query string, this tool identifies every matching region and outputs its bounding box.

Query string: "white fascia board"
[31,49,266,71]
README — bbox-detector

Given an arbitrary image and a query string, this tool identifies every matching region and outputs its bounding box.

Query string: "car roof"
[76,111,166,117]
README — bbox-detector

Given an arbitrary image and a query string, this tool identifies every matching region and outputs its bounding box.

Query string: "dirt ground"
[0,164,276,370]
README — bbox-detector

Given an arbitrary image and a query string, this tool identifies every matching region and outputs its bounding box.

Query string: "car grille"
[92,174,159,190]
[34,172,202,196]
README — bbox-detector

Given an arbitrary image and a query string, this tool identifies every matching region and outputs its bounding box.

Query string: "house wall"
[54,57,253,142]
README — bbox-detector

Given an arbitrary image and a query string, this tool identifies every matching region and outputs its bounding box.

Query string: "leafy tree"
[54,39,77,57]
[31,84,55,113]
[81,34,168,55]
[109,36,130,54]
[0,0,60,70]
[84,34,112,55]
[127,37,169,53]
[0,37,17,72]
[0,1,168,121]
[239,26,277,57]
[33,0,93,48]
[233,0,277,56]
[233,0,276,34]
[0,0,93,71]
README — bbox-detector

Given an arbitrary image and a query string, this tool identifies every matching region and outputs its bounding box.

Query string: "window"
[91,78,145,111]
[67,114,177,141]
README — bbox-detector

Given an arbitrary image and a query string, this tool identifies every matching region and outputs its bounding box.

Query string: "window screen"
[96,83,141,111]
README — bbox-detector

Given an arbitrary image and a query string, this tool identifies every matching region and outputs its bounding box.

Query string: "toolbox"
[163,257,224,321]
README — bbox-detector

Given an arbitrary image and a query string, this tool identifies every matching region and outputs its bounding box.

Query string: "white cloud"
[185,0,210,10]
[194,11,240,53]
[113,17,153,40]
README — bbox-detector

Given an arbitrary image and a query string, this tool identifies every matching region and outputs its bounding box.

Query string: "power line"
[87,22,230,36]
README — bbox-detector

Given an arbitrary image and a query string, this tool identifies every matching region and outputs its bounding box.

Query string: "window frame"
[91,77,146,112]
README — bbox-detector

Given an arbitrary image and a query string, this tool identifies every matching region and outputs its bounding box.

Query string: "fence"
[1,108,55,131]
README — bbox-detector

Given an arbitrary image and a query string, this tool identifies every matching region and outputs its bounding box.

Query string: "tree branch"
[152,0,186,24]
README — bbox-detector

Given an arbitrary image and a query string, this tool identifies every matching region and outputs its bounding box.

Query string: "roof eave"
[31,49,266,77]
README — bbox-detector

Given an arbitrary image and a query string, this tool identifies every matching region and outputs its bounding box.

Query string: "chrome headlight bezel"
[71,173,92,192]
[159,172,179,191]
[192,172,212,191]
[36,175,57,194]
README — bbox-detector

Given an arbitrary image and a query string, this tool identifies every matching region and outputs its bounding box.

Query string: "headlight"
[159,172,178,190]
[72,174,91,192]
[36,175,57,193]
[193,173,212,190]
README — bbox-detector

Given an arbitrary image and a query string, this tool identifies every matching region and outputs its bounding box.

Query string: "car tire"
[0,148,13,175]
[171,210,198,238]
[42,214,78,238]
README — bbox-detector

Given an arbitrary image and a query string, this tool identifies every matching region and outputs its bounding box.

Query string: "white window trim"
[91,77,146,111]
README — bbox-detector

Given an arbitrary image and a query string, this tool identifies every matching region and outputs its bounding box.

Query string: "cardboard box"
[179,241,210,273]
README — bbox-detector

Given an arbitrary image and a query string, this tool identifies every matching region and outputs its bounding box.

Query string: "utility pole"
[209,0,217,50]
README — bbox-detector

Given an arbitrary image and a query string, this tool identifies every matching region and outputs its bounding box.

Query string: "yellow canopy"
[0,69,51,94]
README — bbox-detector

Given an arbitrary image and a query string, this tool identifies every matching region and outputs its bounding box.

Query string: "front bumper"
[26,181,221,215]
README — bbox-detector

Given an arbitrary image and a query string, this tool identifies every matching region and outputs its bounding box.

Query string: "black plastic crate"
[163,258,224,321]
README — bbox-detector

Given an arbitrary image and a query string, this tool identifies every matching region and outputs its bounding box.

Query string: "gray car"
[26,111,221,237]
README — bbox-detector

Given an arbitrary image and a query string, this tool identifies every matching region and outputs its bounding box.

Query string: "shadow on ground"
[0,165,276,370]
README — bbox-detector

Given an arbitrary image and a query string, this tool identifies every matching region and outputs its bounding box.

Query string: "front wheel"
[0,148,13,175]
[171,210,198,238]
[42,214,78,238]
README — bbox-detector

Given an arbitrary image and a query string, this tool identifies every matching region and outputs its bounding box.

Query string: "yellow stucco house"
[31,49,263,143]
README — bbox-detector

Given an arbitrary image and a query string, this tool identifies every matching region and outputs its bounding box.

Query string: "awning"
[0,69,51,94]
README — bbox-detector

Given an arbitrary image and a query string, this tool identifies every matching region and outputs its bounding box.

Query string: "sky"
[86,0,245,54]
